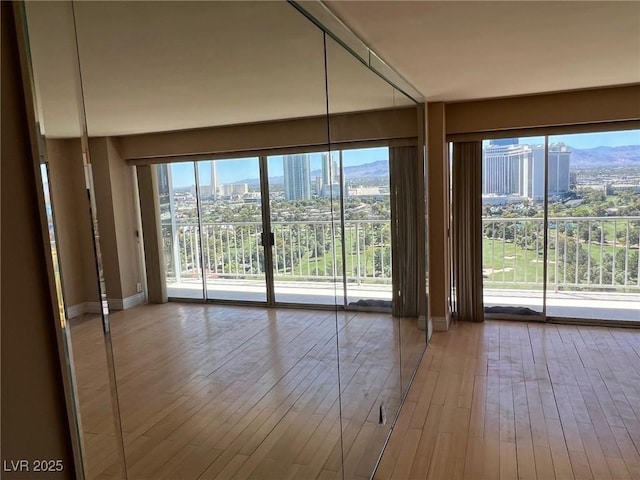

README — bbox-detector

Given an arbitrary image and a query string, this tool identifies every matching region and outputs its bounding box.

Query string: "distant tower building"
[547,142,571,195]
[529,143,571,197]
[523,145,546,199]
[321,153,333,188]
[210,160,218,199]
[483,141,571,200]
[482,143,528,195]
[156,163,171,211]
[284,154,311,200]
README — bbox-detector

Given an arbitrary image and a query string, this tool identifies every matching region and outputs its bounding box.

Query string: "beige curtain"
[389,146,423,317]
[451,141,484,322]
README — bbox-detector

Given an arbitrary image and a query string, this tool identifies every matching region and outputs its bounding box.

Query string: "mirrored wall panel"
[19,1,428,479]
[325,35,425,478]
[22,1,127,478]
[72,2,343,478]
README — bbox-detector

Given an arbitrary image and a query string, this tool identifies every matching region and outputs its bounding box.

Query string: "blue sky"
[483,130,639,150]
[170,130,640,188]
[170,147,388,188]
[551,130,640,149]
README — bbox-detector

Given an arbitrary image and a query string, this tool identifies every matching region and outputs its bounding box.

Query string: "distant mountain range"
[237,159,390,185]
[230,145,640,185]
[569,145,640,168]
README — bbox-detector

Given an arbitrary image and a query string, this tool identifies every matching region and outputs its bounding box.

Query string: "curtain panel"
[389,145,422,317]
[451,141,484,322]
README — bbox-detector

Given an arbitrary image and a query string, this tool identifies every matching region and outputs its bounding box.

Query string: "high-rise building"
[482,143,530,195]
[210,160,218,199]
[522,145,545,199]
[219,183,248,196]
[528,143,571,197]
[547,142,571,195]
[483,142,571,200]
[283,154,311,200]
[321,153,333,188]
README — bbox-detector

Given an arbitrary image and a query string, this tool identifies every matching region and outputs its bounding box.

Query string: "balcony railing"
[161,219,392,285]
[162,216,639,295]
[482,216,640,292]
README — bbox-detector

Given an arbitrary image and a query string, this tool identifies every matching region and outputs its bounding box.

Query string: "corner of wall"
[431,312,451,332]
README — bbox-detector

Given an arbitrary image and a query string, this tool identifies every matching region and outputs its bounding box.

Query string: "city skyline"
[169,148,389,188]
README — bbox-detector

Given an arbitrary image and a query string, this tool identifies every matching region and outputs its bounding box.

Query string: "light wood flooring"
[376,320,640,479]
[69,303,425,480]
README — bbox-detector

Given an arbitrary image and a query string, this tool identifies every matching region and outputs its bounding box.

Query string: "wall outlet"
[136,282,142,293]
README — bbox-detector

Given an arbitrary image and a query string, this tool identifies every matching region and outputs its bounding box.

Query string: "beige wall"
[1,2,75,476]
[90,137,123,300]
[106,139,143,299]
[90,137,143,303]
[137,165,167,304]
[116,106,419,161]
[446,84,640,136]
[47,138,100,308]
[426,102,450,330]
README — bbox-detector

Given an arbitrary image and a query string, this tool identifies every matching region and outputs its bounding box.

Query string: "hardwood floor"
[376,320,640,480]
[69,303,424,480]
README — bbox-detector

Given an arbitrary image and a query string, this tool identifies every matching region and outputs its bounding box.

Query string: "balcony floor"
[167,279,638,323]
[484,289,639,323]
[167,279,392,306]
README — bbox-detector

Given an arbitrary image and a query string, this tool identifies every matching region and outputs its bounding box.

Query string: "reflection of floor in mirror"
[69,314,125,479]
[69,304,425,480]
[377,319,640,479]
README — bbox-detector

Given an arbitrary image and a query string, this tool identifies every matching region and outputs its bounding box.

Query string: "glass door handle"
[261,231,274,247]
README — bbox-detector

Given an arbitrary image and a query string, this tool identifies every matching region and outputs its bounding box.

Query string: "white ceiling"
[26,1,635,138]
[25,1,411,138]
[325,1,640,102]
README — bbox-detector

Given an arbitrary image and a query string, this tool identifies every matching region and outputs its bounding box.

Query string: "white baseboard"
[427,317,433,342]
[66,301,101,318]
[107,298,124,310]
[66,293,145,318]
[122,292,146,309]
[108,292,146,311]
[85,302,102,314]
[431,314,451,332]
[66,303,85,319]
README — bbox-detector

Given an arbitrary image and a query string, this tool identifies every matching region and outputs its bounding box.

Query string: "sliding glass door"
[266,152,343,305]
[342,147,392,307]
[545,130,640,322]
[154,146,395,309]
[480,129,640,323]
[481,137,546,317]
[159,163,205,299]
[158,158,269,302]
[196,159,268,302]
